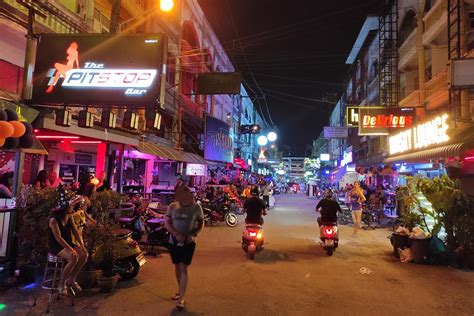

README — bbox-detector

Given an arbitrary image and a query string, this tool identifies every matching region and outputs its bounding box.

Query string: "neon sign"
[361,114,413,128]
[32,34,164,104]
[389,114,450,155]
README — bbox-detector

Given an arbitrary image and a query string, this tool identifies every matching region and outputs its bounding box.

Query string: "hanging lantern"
[101,111,117,128]
[123,111,139,130]
[0,121,14,138]
[78,110,94,128]
[0,138,5,147]
[56,109,72,127]
[9,121,26,137]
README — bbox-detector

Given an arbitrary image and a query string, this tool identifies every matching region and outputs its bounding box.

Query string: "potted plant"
[76,221,100,289]
[95,215,119,292]
[90,191,122,292]
[15,186,72,282]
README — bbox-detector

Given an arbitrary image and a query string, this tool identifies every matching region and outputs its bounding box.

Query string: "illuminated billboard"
[31,34,166,105]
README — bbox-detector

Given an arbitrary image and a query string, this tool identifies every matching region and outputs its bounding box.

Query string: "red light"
[36,135,79,139]
[464,156,474,161]
[71,141,102,144]
[34,129,39,133]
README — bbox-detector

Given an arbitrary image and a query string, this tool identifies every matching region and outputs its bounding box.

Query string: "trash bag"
[409,227,430,239]
[399,248,413,263]
[428,236,450,265]
[395,226,410,235]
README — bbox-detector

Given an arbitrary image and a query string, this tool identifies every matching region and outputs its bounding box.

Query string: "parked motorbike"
[242,224,264,260]
[320,222,338,256]
[198,198,238,227]
[92,228,146,280]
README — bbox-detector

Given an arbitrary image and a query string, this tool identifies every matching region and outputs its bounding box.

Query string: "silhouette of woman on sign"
[46,42,80,93]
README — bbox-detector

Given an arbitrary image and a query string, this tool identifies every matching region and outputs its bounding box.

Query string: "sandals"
[66,280,82,293]
[176,299,185,309]
[57,285,68,296]
[172,293,180,301]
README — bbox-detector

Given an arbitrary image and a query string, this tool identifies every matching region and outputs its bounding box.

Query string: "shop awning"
[137,141,181,161]
[136,141,207,165]
[179,151,207,164]
[384,143,466,163]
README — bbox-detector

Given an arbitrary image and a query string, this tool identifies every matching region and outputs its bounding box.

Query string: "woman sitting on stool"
[48,193,88,295]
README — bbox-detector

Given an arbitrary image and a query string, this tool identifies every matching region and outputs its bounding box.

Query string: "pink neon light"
[464,156,474,161]
[37,136,79,139]
[71,141,102,144]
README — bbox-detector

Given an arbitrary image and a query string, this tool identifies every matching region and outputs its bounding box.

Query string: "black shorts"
[169,242,196,265]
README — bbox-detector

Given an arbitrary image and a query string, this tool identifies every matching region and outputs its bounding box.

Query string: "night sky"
[198,0,380,156]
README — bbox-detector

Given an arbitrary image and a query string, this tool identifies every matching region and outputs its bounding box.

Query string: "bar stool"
[34,253,75,313]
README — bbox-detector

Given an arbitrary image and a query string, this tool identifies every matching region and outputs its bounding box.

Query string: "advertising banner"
[358,107,415,135]
[32,34,165,105]
[204,115,233,163]
[324,126,348,139]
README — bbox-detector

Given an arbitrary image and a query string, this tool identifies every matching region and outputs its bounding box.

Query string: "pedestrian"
[0,172,14,198]
[350,181,366,236]
[262,182,271,208]
[164,186,204,309]
[47,171,63,188]
[35,170,49,189]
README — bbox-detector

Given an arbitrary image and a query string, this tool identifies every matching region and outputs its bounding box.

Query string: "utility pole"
[174,0,184,149]
[110,0,122,34]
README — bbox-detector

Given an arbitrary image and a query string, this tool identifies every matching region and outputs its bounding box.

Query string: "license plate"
[137,253,147,267]
[325,240,334,247]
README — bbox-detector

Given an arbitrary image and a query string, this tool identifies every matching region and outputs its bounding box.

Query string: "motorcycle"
[242,224,264,260]
[320,222,338,256]
[92,228,146,280]
[198,198,238,227]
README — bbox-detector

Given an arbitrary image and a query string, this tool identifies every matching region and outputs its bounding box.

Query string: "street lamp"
[267,131,277,142]
[160,0,175,12]
[257,135,268,146]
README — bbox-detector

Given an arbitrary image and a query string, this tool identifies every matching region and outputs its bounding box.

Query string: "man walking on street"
[165,186,204,309]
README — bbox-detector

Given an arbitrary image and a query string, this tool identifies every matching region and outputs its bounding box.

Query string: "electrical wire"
[225,0,275,127]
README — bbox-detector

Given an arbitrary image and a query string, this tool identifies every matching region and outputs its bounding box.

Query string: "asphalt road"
[6,193,474,315]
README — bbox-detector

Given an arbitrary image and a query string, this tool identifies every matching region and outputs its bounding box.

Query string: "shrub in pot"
[91,194,121,293]
[16,187,73,282]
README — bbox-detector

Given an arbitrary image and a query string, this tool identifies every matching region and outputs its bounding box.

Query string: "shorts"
[169,242,196,265]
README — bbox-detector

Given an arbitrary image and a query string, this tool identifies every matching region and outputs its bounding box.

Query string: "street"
[6,193,474,315]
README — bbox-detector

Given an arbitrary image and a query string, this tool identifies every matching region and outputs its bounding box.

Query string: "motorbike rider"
[316,189,341,227]
[244,187,267,225]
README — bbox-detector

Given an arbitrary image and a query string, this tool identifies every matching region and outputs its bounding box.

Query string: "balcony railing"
[398,28,417,69]
[424,0,447,34]
[399,90,421,108]
[426,70,448,99]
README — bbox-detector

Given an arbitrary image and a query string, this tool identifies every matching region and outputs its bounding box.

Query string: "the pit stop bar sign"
[31,34,165,105]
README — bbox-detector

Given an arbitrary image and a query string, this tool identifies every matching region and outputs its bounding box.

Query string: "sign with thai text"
[324,127,348,139]
[389,114,450,155]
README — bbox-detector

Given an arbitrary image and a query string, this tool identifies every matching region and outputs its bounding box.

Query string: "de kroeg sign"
[31,34,166,105]
[346,106,415,135]
[389,113,450,156]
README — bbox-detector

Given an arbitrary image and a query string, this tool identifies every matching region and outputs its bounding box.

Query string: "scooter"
[242,224,264,260]
[198,198,238,227]
[320,222,338,256]
[92,228,146,280]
